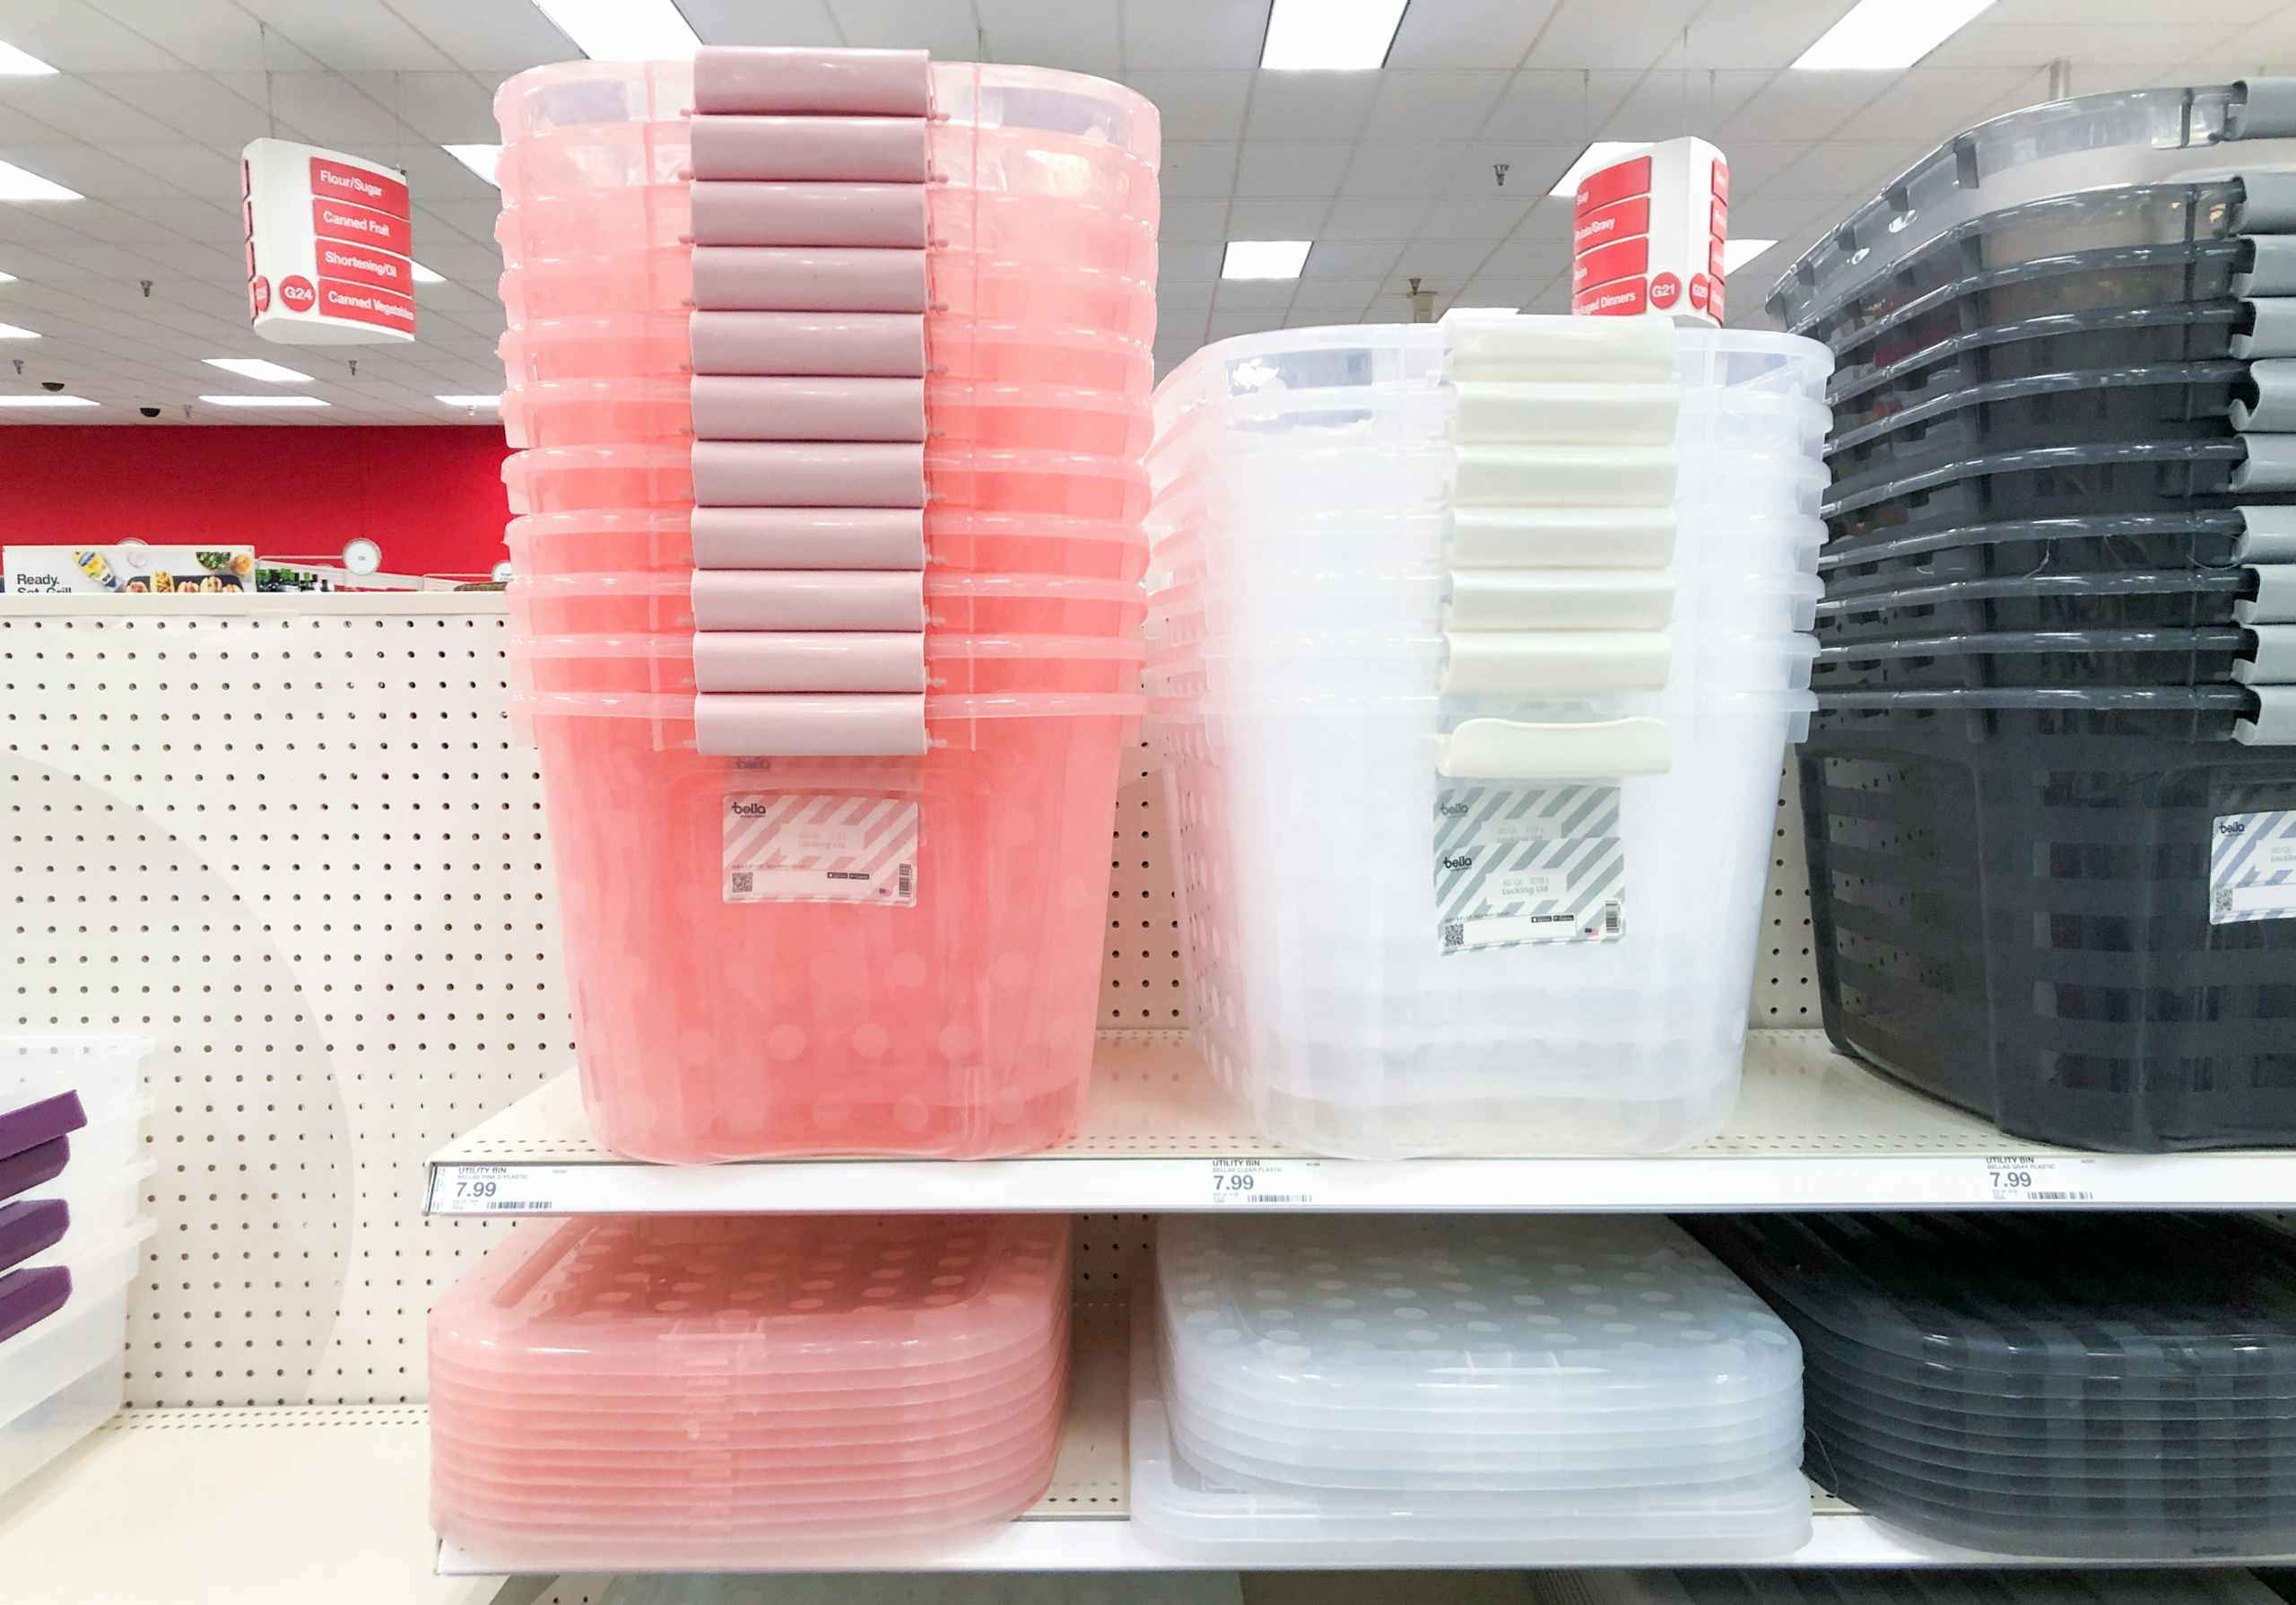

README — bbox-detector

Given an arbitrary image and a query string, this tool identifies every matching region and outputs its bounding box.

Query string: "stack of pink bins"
[491,48,1160,1161]
[429,1214,1073,1568]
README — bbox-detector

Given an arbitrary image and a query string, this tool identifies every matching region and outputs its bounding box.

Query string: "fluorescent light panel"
[1222,240,1313,280]
[0,159,81,202]
[200,394,330,408]
[1551,143,1648,198]
[443,144,502,186]
[0,321,35,339]
[1260,0,1408,69]
[1721,239,1779,274]
[408,260,445,284]
[531,0,700,60]
[435,394,500,406]
[0,394,93,406]
[1792,0,1997,70]
[0,270,16,282]
[0,39,57,75]
[204,357,315,383]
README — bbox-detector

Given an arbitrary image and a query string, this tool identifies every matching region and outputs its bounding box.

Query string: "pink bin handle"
[691,182,926,249]
[690,570,926,632]
[691,377,926,443]
[694,692,928,756]
[691,507,926,571]
[692,248,929,314]
[690,310,926,377]
[691,441,926,508]
[692,632,926,693]
[691,116,928,183]
[693,47,930,118]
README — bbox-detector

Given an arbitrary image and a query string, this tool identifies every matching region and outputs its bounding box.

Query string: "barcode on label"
[2024,1191,2095,1202]
[898,863,914,899]
[1604,901,1621,937]
[730,870,754,895]
[1246,1194,1307,1204]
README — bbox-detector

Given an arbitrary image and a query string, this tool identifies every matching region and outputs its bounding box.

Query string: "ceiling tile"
[1711,72,1889,143]
[1926,23,2215,67]
[1161,141,1239,198]
[1452,141,1583,196]
[1246,72,1380,140]
[1161,197,1231,240]
[1213,277,1295,310]
[1846,67,2044,149]
[1344,142,1470,196]
[1389,238,1503,278]
[353,72,497,144]
[1301,239,1404,279]
[1223,196,1327,238]
[1207,309,1287,338]
[1120,71,1250,141]
[1482,70,1638,143]
[1416,194,1535,240]
[1125,0,1268,69]
[1160,281,1216,311]
[1987,0,2277,21]
[1361,71,1510,142]
[1318,191,1437,240]
[829,0,979,57]
[1525,0,1704,69]
[77,74,273,147]
[1677,0,1858,68]
[976,0,1122,73]
[678,0,842,49]
[1756,141,1930,201]
[0,0,189,72]
[1457,275,1544,307]
[231,0,457,70]
[1600,70,1752,142]
[1387,0,1565,69]
[1286,276,1384,311]
[369,0,598,69]
[1234,142,1352,196]
[216,71,403,144]
[0,74,207,147]
[1160,240,1222,282]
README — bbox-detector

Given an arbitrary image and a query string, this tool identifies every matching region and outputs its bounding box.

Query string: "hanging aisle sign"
[241,137,417,345]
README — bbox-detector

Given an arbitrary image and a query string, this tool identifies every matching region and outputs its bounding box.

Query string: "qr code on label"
[731,871,755,896]
[1441,920,1465,951]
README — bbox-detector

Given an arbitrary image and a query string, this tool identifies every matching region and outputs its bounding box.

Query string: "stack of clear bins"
[1692,1213,2296,1558]
[429,1213,1072,1569]
[1546,1571,2283,1603]
[1128,1215,1811,1565]
[0,1034,154,1496]
[490,54,1160,1160]
[1767,82,2296,1149]
[1147,310,1831,1156]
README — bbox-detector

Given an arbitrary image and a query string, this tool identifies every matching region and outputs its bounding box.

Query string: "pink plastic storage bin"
[495,58,1158,169]
[517,695,1132,1159]
[511,630,1144,695]
[504,508,1150,585]
[500,376,1152,458]
[500,314,1152,393]
[429,1213,1071,1566]
[495,183,1157,282]
[501,247,1155,335]
[501,443,1152,522]
[509,570,1146,644]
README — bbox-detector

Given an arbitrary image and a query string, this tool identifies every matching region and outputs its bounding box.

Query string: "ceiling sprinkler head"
[139,279,152,299]
[1494,162,1509,187]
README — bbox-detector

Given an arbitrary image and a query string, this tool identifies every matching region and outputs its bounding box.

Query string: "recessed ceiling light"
[0,270,16,283]
[443,144,502,187]
[1791,0,1997,70]
[1551,143,1649,199]
[0,394,94,407]
[530,0,700,59]
[0,321,36,339]
[1260,0,1408,70]
[408,260,445,284]
[1721,239,1779,275]
[435,394,500,407]
[204,357,316,383]
[0,39,57,76]
[1222,240,1313,280]
[0,159,83,202]
[199,394,331,408]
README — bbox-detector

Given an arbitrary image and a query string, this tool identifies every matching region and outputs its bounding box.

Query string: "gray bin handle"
[2239,231,2296,296]
[2238,685,2296,746]
[2239,505,2296,563]
[2233,80,2296,140]
[2233,361,2296,431]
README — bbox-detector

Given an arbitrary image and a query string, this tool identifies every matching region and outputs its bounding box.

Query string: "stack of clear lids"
[1129,1215,1810,1565]
[489,51,1161,1161]
[1768,82,2296,1150]
[1547,1572,2282,1603]
[1692,1213,2296,1557]
[428,1214,1072,1569]
[1147,310,1831,1156]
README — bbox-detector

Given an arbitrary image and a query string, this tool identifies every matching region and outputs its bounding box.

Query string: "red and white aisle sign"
[241,138,417,345]
[1570,137,1728,327]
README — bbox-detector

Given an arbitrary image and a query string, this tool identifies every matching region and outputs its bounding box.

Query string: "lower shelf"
[430,1298,2296,1575]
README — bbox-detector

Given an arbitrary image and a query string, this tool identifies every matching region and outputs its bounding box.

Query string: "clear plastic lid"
[0,1034,146,1128]
[596,1574,1245,1605]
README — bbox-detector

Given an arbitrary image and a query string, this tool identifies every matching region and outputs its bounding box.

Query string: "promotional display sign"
[5,544,258,594]
[1570,137,1729,326]
[241,138,417,345]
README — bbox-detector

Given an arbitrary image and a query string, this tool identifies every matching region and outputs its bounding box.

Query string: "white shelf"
[0,1406,514,1605]
[426,1029,2296,1217]
[431,1297,2296,1576]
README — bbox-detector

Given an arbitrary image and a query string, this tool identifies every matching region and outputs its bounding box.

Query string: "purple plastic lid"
[0,1199,66,1276]
[0,1265,68,1346]
[0,1135,67,1204]
[0,1090,86,1164]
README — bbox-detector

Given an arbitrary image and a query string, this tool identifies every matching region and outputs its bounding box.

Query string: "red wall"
[0,425,512,578]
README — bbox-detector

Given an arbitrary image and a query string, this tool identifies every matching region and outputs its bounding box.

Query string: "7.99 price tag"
[1981,1154,2097,1204]
[1207,1157,1321,1208]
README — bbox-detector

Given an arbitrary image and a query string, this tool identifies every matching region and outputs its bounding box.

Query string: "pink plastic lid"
[694,47,929,118]
[515,688,1143,748]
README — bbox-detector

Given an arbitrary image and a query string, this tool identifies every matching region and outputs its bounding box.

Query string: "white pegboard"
[2,594,1821,1410]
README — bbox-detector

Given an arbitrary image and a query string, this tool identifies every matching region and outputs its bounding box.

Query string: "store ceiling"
[0,0,2289,423]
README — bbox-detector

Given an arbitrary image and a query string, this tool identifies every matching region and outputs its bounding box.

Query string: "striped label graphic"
[1435,784,1623,954]
[722,792,918,906]
[2210,809,2296,924]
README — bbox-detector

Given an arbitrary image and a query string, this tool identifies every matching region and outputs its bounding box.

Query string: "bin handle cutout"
[1434,717,1672,779]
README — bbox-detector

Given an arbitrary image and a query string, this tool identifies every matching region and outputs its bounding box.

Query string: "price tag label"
[1980,1154,2098,1204]
[428,1164,566,1215]
[1207,1157,1321,1208]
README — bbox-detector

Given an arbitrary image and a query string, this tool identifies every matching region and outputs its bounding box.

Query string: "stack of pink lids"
[429,1213,1073,1569]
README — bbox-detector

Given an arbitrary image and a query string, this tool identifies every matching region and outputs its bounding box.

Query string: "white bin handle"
[1441,630,1672,696]
[1434,717,1672,779]
[1439,309,1674,382]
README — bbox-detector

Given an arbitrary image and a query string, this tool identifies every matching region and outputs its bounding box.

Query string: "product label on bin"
[2210,809,2296,923]
[1435,784,1623,954]
[722,793,918,906]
